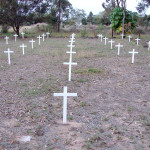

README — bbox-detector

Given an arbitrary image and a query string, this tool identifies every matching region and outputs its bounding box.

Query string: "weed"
[80,101,86,107]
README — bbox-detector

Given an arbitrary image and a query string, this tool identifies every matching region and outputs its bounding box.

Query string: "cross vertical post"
[53,86,77,124]
[129,49,138,64]
[4,48,14,65]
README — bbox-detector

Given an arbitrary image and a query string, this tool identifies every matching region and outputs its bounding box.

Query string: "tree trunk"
[16,26,20,36]
[121,0,126,38]
[57,0,61,32]
[112,28,114,38]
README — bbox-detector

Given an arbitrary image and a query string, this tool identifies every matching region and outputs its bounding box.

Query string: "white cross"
[129,49,138,64]
[20,43,27,55]
[37,35,42,45]
[4,48,14,65]
[103,37,108,45]
[135,38,141,46]
[121,34,124,39]
[63,58,77,82]
[128,35,132,42]
[54,86,77,124]
[147,41,150,51]
[4,36,9,44]
[14,34,18,42]
[41,33,46,41]
[71,33,76,39]
[21,32,25,39]
[29,39,35,49]
[69,37,75,43]
[115,43,123,56]
[46,32,50,39]
[108,39,115,49]
[98,34,103,42]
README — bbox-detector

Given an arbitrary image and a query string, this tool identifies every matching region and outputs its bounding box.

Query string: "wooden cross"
[121,34,124,39]
[4,48,14,65]
[37,35,42,45]
[98,34,103,42]
[41,33,46,41]
[63,58,77,81]
[108,39,115,49]
[54,86,77,124]
[147,41,150,51]
[115,43,123,56]
[129,49,138,64]
[128,35,132,42]
[135,38,141,46]
[103,37,108,45]
[46,32,50,39]
[4,36,9,44]
[20,44,27,55]
[21,32,25,39]
[29,39,35,49]
[14,34,18,42]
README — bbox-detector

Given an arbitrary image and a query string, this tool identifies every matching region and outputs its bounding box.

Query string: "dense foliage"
[110,7,138,33]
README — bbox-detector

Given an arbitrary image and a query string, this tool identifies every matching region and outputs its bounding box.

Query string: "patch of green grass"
[75,68,103,74]
[103,117,109,121]
[77,78,88,82]
[68,116,73,120]
[80,101,86,107]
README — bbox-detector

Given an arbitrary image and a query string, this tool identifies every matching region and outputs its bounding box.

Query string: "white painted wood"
[20,44,27,55]
[14,34,18,42]
[121,34,124,39]
[21,32,25,39]
[129,49,138,64]
[103,37,108,45]
[4,48,14,65]
[108,39,115,49]
[128,35,132,42]
[41,33,46,41]
[37,35,42,45]
[115,43,123,56]
[135,38,141,46]
[46,32,50,39]
[147,41,150,50]
[4,36,9,44]
[54,86,77,124]
[29,39,35,49]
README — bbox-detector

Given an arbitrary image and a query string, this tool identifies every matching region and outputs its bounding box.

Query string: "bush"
[2,25,8,33]
[80,27,87,38]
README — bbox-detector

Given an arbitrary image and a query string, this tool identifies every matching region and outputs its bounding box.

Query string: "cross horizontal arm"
[63,62,77,65]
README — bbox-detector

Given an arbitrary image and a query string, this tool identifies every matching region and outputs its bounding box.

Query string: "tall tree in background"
[0,0,43,35]
[53,0,72,32]
[137,0,150,13]
[87,12,94,24]
[121,0,126,37]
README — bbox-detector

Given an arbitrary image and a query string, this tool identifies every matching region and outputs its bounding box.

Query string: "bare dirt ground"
[0,35,150,150]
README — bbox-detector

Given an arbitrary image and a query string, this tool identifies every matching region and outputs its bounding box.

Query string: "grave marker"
[147,41,150,50]
[129,49,138,64]
[108,39,115,49]
[54,86,77,124]
[115,43,123,56]
[14,34,18,42]
[103,37,108,45]
[37,35,42,45]
[121,34,124,39]
[135,38,141,46]
[4,36,9,44]
[4,48,14,65]
[128,35,132,42]
[21,32,25,39]
[46,32,50,39]
[41,33,46,41]
[20,44,27,55]
[29,39,35,49]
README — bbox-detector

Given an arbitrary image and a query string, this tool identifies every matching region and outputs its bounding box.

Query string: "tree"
[137,0,150,13]
[87,12,94,24]
[52,0,72,32]
[121,0,126,37]
[0,0,43,35]
[110,7,137,33]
